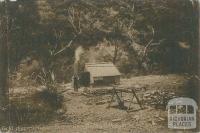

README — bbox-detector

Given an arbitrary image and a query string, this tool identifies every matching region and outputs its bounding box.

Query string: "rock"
[134,84,141,89]
[158,117,165,121]
[151,120,156,126]
[144,93,151,97]
[96,101,105,105]
[133,115,140,121]
[112,118,122,122]
[155,114,159,118]
[95,100,107,105]
[86,101,93,105]
[56,109,65,115]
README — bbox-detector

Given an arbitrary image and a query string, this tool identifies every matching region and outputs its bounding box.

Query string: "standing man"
[73,74,79,92]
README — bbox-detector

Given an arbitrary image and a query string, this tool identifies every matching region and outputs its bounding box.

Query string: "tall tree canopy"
[2,0,198,82]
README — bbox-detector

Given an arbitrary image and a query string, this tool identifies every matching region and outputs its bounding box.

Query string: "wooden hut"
[84,62,121,85]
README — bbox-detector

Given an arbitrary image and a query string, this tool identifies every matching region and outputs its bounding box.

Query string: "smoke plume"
[74,46,84,75]
[75,46,84,62]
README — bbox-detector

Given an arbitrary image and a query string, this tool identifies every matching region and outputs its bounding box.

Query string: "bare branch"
[67,6,83,35]
[53,34,78,56]
[143,26,155,56]
[78,14,81,33]
[67,7,78,33]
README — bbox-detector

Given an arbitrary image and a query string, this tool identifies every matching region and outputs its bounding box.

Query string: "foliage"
[3,0,198,82]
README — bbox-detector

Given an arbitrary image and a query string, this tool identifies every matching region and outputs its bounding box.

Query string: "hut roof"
[85,62,121,77]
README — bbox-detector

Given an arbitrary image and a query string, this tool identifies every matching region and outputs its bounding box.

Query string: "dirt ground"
[8,74,200,133]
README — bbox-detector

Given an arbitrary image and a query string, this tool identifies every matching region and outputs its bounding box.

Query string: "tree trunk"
[0,6,8,124]
[113,44,118,64]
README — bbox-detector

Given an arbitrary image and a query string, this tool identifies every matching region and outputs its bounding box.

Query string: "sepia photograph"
[0,0,199,132]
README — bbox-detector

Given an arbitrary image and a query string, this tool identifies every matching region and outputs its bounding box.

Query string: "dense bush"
[9,87,64,126]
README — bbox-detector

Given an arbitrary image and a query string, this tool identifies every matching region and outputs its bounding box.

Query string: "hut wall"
[93,76,120,85]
